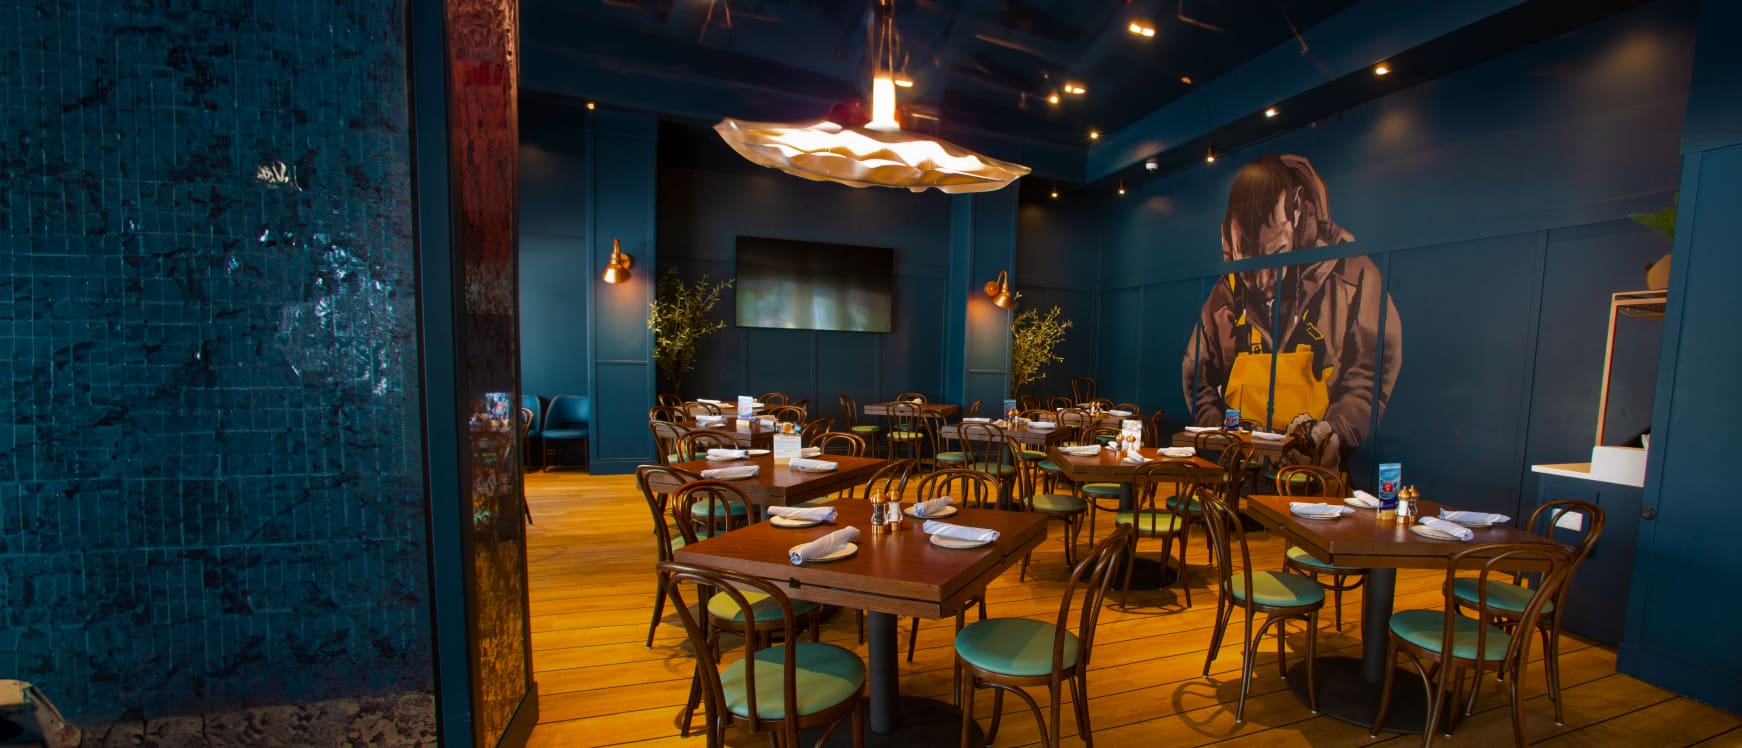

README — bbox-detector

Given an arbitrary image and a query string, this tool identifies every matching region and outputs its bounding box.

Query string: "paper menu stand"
[773,433,803,465]
[737,395,754,413]
[1377,462,1402,511]
[1224,408,1241,430]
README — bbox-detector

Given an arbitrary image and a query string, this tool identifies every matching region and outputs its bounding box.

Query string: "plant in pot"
[1629,195,1676,290]
[647,269,734,396]
[1009,303,1072,397]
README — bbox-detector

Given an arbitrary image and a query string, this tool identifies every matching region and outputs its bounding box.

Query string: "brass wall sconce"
[602,238,633,284]
[983,270,1015,310]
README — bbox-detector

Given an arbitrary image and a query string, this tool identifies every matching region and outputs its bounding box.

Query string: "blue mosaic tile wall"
[0,0,436,729]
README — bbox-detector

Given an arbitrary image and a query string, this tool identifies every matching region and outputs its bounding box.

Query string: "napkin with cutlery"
[922,521,1000,543]
[1439,509,1511,525]
[706,448,748,460]
[1059,445,1102,456]
[961,417,992,423]
[1108,409,1133,417]
[700,465,759,480]
[1184,425,1219,433]
[790,527,861,564]
[1290,501,1354,518]
[768,506,836,522]
[788,457,838,472]
[1348,490,1382,509]
[911,496,954,517]
[1418,517,1475,541]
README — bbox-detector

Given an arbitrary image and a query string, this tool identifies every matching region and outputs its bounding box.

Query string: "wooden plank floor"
[521,471,1740,747]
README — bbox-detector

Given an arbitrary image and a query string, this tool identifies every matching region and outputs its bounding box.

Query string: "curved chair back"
[810,431,866,457]
[520,394,543,434]
[1053,408,1091,443]
[1018,408,1056,424]
[1080,425,1120,447]
[1146,409,1168,448]
[657,392,684,408]
[963,399,983,418]
[1522,499,1605,618]
[1216,441,1257,499]
[1132,461,1215,531]
[915,468,1000,510]
[649,404,690,423]
[838,393,863,429]
[670,479,753,544]
[1069,376,1098,405]
[894,392,927,403]
[769,405,808,424]
[1047,395,1075,410]
[1111,402,1141,417]
[885,401,926,461]
[1192,430,1239,460]
[649,420,687,465]
[1439,543,1576,671]
[1274,464,1344,498]
[657,561,813,740]
[675,429,742,462]
[955,421,1010,470]
[800,417,834,445]
[760,392,790,406]
[1015,394,1040,411]
[686,400,722,416]
[1052,523,1131,674]
[635,465,702,560]
[1199,489,1259,604]
[544,394,591,431]
[1087,398,1115,411]
[862,458,919,500]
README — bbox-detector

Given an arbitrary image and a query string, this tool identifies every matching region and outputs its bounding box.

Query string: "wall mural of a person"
[1182,154,1402,469]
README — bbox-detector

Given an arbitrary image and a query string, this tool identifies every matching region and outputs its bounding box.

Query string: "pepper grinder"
[869,491,888,534]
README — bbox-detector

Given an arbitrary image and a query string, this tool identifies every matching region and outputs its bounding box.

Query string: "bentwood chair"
[838,393,883,456]
[659,561,866,747]
[635,464,702,648]
[649,420,687,466]
[956,524,1133,748]
[1076,425,1127,540]
[1201,490,1324,723]
[1111,402,1141,417]
[1277,465,1367,631]
[1119,460,1214,610]
[1146,410,1168,448]
[907,468,1000,664]
[657,392,684,408]
[884,401,927,463]
[1371,542,1577,746]
[894,391,928,404]
[649,404,690,423]
[1047,395,1075,410]
[675,429,743,462]
[686,400,723,416]
[810,430,866,457]
[759,392,790,406]
[1015,394,1041,412]
[1451,499,1604,726]
[1015,443,1087,578]
[769,405,808,425]
[964,399,983,418]
[1069,375,1097,405]
[861,458,919,501]
[541,395,591,471]
[799,417,834,446]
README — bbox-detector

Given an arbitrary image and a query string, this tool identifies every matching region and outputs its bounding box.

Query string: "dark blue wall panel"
[1139,279,1213,426]
[519,109,591,400]
[1094,288,1144,407]
[1015,198,1103,401]
[588,111,660,473]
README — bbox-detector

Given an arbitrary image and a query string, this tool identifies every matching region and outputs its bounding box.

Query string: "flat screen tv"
[734,236,894,333]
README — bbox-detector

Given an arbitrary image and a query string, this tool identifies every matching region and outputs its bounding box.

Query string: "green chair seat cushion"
[1081,483,1123,497]
[955,618,1077,677]
[707,590,823,623]
[887,431,924,441]
[1093,434,1117,443]
[1036,459,1060,472]
[1163,494,1203,513]
[1227,570,1327,608]
[969,461,1017,477]
[1115,510,1183,534]
[1450,578,1551,616]
[1021,449,1047,461]
[1285,545,1364,572]
[721,643,866,720]
[850,424,882,434]
[695,501,749,517]
[934,451,968,463]
[1389,609,1512,661]
[1031,493,1087,513]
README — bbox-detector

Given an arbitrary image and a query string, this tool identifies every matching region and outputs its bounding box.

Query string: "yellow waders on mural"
[1225,306,1331,428]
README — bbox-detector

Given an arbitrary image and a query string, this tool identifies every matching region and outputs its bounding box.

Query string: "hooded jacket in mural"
[1184,256,1401,452]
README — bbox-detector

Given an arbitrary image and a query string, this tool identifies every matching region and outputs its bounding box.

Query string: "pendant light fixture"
[713,0,1031,194]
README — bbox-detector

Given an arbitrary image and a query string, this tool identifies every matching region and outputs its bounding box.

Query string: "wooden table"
[674,499,1047,736]
[863,401,960,418]
[655,454,886,507]
[1246,494,1563,732]
[1048,446,1221,586]
[661,417,775,449]
[936,421,1068,449]
[1171,428,1290,458]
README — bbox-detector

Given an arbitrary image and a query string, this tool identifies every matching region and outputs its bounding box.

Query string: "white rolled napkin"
[909,398,925,403]
[800,446,823,457]
[1252,431,1287,441]
[788,457,838,472]
[790,527,861,564]
[706,448,748,460]
[1348,490,1382,508]
[911,496,954,517]
[767,506,836,522]
[1290,501,1354,517]
[922,521,1000,543]
[961,417,991,423]
[1418,517,1475,541]
[695,415,725,424]
[1108,409,1133,417]
[1184,425,1219,432]
[1122,453,1149,465]
[697,399,723,405]
[1160,446,1196,458]
[700,465,759,480]
[1059,445,1101,456]
[1440,509,1511,525]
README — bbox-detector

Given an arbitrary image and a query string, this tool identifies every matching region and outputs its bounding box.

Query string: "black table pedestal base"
[1287,657,1428,734]
[807,696,985,746]
[1122,556,1180,588]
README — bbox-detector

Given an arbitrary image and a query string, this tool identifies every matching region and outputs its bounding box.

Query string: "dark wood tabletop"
[1246,494,1563,570]
[673,498,1047,619]
[1171,428,1290,457]
[863,401,960,418]
[660,417,775,448]
[1048,445,1220,483]
[655,453,887,506]
[938,421,1069,449]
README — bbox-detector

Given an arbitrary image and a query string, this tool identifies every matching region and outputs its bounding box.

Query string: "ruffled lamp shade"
[714,117,1032,195]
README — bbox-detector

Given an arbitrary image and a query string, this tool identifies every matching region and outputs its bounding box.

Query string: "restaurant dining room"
[6,0,1742,747]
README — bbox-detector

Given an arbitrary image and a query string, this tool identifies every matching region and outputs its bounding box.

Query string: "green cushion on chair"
[955,618,1077,677]
[968,461,1017,477]
[1227,571,1327,607]
[1037,459,1060,472]
[851,424,882,434]
[1114,510,1182,534]
[934,451,968,463]
[887,431,923,441]
[1031,493,1086,513]
[1163,493,1203,513]
[695,501,749,517]
[1285,545,1362,572]
[707,590,821,623]
[1388,609,1512,661]
[1093,434,1116,443]
[720,643,866,720]
[1081,482,1122,497]
[1450,578,1551,616]
[1021,450,1046,461]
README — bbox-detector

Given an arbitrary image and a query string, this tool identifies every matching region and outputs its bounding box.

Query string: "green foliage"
[648,269,734,394]
[1010,304,1072,395]
[1628,195,1677,240]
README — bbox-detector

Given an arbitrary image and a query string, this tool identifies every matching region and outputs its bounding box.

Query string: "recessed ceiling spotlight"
[1205,148,1217,164]
[1374,62,1391,76]
[586,101,596,110]
[1145,159,1159,172]
[1050,186,1060,199]
[1117,181,1127,196]
[1128,21,1156,38]
[894,77,914,88]
[1047,92,1060,105]
[1088,129,1100,141]
[1180,76,1193,85]
[1264,107,1278,118]
[1063,83,1086,96]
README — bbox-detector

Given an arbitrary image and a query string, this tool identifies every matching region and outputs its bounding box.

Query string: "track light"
[1145,159,1158,172]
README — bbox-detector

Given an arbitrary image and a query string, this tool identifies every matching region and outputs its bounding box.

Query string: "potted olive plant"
[1009,304,1072,397]
[647,269,734,395]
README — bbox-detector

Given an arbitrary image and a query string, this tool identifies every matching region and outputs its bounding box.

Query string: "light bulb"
[868,74,899,131]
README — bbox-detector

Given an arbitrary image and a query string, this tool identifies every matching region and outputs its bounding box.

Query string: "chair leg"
[646,572,667,649]
[907,617,920,662]
[1203,594,1232,677]
[1118,533,1136,610]
[1305,610,1320,713]
[1072,672,1095,748]
[852,699,866,748]
[1331,577,1344,631]
[1235,608,1258,723]
[1543,623,1564,725]
[960,670,976,747]
[1510,660,1530,747]
[1048,681,1063,748]
[986,688,1006,745]
[1174,532,1193,609]
[1369,640,1399,737]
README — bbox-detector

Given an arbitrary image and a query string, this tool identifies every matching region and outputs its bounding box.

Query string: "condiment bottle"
[869,490,888,532]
